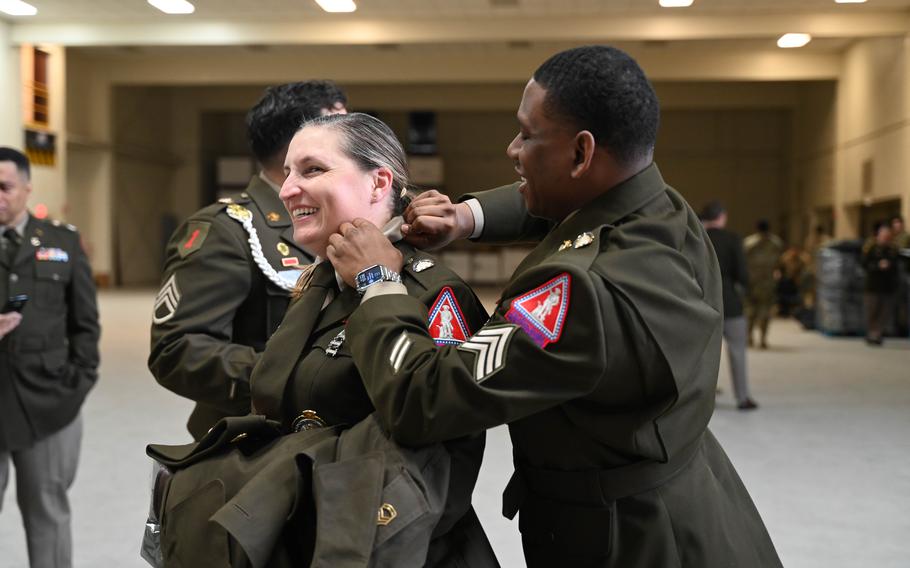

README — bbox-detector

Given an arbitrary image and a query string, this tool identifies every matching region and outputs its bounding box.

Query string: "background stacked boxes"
[816,240,866,335]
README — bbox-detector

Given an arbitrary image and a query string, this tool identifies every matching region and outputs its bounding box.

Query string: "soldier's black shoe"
[737,399,759,411]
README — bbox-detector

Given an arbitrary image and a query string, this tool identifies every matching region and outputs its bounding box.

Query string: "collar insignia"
[558,240,573,252]
[267,212,281,222]
[413,258,435,272]
[574,232,595,249]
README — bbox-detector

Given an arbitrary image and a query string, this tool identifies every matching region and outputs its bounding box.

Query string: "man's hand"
[401,190,474,250]
[0,312,23,340]
[327,218,404,287]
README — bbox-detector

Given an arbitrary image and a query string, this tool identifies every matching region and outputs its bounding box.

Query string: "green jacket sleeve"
[65,230,100,389]
[148,213,259,412]
[347,262,607,446]
[461,182,552,243]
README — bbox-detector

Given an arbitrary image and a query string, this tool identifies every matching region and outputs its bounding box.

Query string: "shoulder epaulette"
[49,218,77,232]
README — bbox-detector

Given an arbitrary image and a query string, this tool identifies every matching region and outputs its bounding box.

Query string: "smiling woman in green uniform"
[152,113,498,567]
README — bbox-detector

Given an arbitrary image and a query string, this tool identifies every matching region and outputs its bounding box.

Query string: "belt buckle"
[292,409,326,432]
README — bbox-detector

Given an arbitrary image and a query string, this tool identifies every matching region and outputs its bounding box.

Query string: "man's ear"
[570,130,596,179]
[371,167,394,203]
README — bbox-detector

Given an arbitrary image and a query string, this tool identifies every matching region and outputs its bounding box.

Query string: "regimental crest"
[152,274,181,325]
[427,287,471,346]
[504,273,571,348]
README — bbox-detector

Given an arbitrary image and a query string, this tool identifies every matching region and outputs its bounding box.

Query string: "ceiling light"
[147,0,195,15]
[659,0,694,7]
[778,33,812,49]
[315,0,357,12]
[0,0,37,16]
[835,0,867,3]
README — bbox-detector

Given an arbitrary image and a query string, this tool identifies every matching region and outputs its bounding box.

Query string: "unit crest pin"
[277,243,290,256]
[573,232,595,249]
[413,259,435,272]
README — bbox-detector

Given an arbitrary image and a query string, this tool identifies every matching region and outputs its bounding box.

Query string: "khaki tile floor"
[1,289,908,567]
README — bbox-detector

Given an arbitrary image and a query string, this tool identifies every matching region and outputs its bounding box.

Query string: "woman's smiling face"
[280,125,387,258]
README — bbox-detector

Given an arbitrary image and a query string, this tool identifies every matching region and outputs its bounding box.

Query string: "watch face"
[356,265,384,289]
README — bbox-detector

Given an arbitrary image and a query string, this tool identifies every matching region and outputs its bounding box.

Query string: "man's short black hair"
[891,215,904,225]
[699,201,726,222]
[757,219,770,233]
[0,147,31,179]
[246,80,347,165]
[533,45,660,166]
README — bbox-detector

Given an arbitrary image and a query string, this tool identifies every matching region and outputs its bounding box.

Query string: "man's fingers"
[351,218,372,229]
[338,222,357,236]
[327,232,346,248]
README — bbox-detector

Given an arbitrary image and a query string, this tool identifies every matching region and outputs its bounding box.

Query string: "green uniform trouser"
[746,288,776,345]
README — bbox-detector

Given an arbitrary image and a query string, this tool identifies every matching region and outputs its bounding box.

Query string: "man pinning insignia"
[328,46,782,567]
[148,81,347,439]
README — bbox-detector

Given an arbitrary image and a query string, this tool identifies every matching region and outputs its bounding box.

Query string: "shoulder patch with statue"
[427,286,471,346]
[179,220,211,259]
[505,273,571,349]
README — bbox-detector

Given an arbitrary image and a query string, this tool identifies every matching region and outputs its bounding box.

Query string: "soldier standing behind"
[0,147,100,568]
[149,81,347,439]
[701,202,759,410]
[744,219,783,349]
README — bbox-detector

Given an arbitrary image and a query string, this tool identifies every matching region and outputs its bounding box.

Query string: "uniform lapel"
[11,216,38,269]
[250,262,336,420]
[507,164,668,284]
[312,285,359,339]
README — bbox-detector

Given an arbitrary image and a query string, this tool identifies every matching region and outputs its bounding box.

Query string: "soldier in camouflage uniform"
[744,219,783,349]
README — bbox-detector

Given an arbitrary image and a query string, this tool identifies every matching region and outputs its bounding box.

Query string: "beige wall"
[0,23,21,147]
[112,87,179,286]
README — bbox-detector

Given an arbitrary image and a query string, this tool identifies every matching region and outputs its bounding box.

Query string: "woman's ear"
[371,167,394,203]
[570,130,596,179]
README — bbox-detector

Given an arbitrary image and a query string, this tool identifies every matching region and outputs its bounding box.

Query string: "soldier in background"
[149,81,347,439]
[744,219,783,349]
[0,147,100,568]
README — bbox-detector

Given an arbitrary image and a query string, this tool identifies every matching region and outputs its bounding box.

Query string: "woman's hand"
[327,218,404,287]
[0,312,23,340]
[401,190,475,250]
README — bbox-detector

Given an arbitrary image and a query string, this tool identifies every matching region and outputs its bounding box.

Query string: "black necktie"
[3,228,20,265]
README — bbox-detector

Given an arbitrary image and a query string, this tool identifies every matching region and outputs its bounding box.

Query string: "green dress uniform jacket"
[0,215,100,452]
[148,243,498,567]
[744,233,783,303]
[149,176,312,439]
[346,165,782,567]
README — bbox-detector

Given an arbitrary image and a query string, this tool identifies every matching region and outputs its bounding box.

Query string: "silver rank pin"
[574,232,595,249]
[412,258,435,272]
[325,329,346,357]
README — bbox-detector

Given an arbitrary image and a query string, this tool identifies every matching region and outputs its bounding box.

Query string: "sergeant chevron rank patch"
[152,274,181,325]
[457,325,517,383]
[427,287,470,346]
[504,273,571,348]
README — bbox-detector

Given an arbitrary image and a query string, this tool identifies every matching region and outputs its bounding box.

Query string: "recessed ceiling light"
[835,0,867,3]
[147,0,195,15]
[778,33,812,49]
[0,0,37,16]
[659,0,694,7]
[315,0,357,12]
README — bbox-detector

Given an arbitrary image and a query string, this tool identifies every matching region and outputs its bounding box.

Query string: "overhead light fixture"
[659,0,694,7]
[778,33,812,49]
[147,0,195,15]
[0,0,37,16]
[835,0,867,3]
[315,0,357,12]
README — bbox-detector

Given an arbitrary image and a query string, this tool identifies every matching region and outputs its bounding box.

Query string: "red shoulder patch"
[427,287,471,346]
[504,273,571,348]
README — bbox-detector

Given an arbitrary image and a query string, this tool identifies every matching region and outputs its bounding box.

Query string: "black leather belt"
[503,433,705,519]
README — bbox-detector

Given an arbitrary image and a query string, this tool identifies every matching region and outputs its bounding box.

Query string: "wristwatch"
[355,264,402,295]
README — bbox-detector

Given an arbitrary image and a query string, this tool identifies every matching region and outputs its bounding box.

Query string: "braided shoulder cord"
[225,205,296,293]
